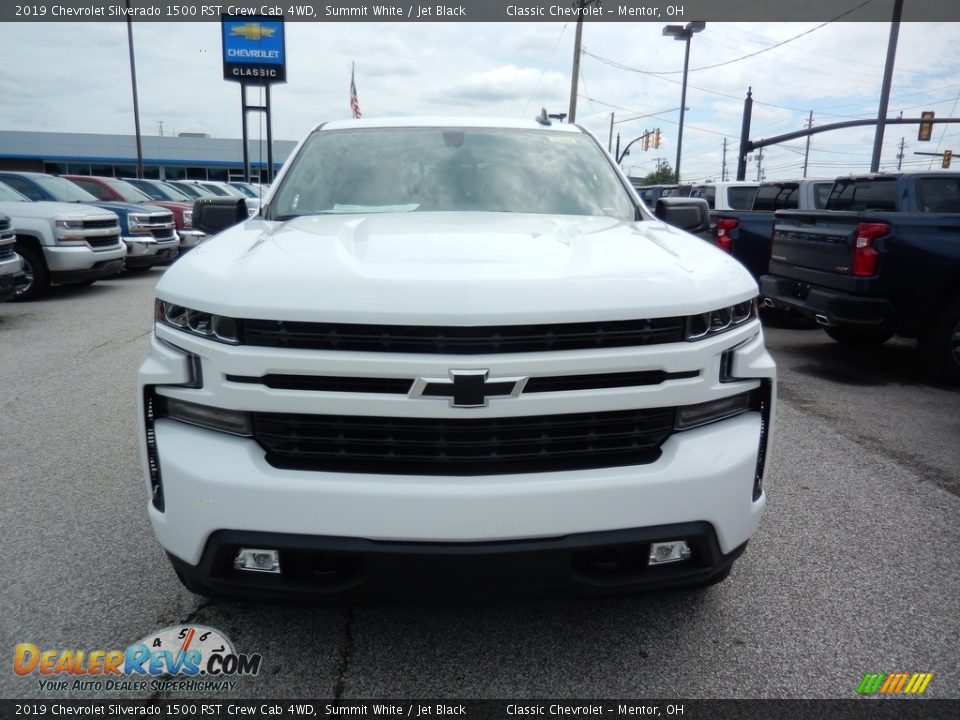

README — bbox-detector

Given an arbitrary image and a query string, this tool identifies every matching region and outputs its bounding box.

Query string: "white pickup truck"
[0,181,126,300]
[138,117,776,600]
[0,212,21,302]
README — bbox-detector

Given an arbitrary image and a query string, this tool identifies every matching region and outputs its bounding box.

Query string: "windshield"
[105,178,153,203]
[156,182,193,201]
[271,127,635,221]
[169,182,209,199]
[229,182,259,198]
[0,181,27,202]
[34,175,99,202]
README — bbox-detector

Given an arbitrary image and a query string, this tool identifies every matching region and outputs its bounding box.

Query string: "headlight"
[55,219,84,229]
[182,210,193,228]
[155,300,240,344]
[128,214,151,233]
[686,298,757,340]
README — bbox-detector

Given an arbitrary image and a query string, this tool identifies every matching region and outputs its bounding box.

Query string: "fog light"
[648,540,692,566]
[234,548,281,573]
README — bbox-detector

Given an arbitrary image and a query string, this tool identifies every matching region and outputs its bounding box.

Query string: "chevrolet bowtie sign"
[411,370,528,408]
[222,16,286,85]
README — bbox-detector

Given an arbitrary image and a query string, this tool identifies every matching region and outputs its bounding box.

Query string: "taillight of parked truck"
[852,222,889,277]
[715,218,738,253]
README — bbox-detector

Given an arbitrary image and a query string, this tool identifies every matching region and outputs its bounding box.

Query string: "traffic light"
[654,128,662,148]
[643,132,650,151]
[943,149,952,169]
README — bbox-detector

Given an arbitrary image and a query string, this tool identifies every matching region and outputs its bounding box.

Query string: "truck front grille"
[0,244,15,261]
[87,235,120,248]
[241,317,687,354]
[83,219,119,230]
[252,407,675,475]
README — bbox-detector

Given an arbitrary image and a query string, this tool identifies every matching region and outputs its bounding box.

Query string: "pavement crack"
[332,609,356,701]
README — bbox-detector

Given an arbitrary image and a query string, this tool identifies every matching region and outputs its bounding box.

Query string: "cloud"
[431,64,566,105]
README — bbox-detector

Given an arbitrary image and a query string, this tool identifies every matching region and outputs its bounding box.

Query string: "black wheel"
[824,326,893,347]
[12,242,50,301]
[919,298,960,385]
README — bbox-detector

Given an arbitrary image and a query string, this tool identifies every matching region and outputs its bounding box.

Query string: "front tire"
[919,298,960,384]
[12,242,50,301]
[824,326,893,347]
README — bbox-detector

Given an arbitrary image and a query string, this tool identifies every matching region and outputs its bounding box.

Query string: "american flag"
[350,62,362,119]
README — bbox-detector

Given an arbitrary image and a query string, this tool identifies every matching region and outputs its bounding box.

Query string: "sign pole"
[241,83,250,183]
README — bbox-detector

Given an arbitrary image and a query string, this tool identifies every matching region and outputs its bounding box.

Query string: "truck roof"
[317,117,587,133]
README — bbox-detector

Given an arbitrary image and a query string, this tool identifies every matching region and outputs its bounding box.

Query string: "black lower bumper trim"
[168,523,746,601]
[759,275,894,330]
[125,248,179,268]
[0,273,14,301]
[50,258,125,284]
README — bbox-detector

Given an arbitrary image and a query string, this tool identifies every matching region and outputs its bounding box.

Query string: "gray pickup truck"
[0,180,126,300]
[0,212,21,302]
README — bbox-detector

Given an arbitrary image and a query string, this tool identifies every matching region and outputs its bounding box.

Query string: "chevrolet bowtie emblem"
[230,23,276,41]
[410,369,528,408]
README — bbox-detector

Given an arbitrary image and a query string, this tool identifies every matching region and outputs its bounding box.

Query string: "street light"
[663,21,705,183]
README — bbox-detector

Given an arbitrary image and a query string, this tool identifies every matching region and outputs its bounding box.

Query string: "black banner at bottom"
[2,700,959,720]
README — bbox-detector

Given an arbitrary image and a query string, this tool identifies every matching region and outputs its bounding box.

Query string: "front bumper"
[177,230,207,250]
[169,524,747,600]
[760,275,894,331]
[139,319,776,597]
[123,235,180,268]
[0,251,23,301]
[44,242,127,274]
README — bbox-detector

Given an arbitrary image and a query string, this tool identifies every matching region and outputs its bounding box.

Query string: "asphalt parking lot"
[1,270,958,700]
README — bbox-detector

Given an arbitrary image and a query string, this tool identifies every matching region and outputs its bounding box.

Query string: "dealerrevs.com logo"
[14,625,262,693]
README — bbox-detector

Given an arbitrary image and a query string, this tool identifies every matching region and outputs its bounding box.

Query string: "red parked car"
[63,175,206,251]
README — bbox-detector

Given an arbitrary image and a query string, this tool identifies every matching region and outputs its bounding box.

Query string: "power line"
[581,0,874,75]
[520,23,568,119]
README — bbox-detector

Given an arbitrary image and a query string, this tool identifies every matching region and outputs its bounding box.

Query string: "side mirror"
[192,197,248,235]
[655,197,710,233]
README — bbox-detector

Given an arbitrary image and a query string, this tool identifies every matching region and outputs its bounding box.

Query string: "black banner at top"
[5,0,960,23]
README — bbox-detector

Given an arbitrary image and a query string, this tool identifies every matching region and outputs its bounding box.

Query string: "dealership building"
[0,130,297,183]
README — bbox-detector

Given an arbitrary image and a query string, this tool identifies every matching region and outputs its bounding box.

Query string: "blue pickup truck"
[705,179,834,279]
[0,171,179,269]
[760,172,960,382]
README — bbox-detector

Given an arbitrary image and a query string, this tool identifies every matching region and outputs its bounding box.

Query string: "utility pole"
[870,0,904,172]
[721,138,728,181]
[755,148,764,182]
[897,137,906,170]
[125,0,144,179]
[567,0,600,124]
[802,110,813,178]
[608,112,614,152]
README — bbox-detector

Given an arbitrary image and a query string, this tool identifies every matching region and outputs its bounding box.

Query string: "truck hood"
[0,200,118,222]
[89,201,170,218]
[157,212,758,324]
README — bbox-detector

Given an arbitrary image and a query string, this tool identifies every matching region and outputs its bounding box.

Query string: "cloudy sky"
[1,16,959,183]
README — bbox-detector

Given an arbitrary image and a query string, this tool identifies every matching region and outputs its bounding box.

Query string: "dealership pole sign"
[221,16,286,85]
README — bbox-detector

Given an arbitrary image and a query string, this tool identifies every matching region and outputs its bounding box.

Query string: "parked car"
[139,117,776,600]
[165,180,217,200]
[0,180,125,300]
[0,211,22,302]
[65,175,206,252]
[688,182,759,211]
[180,180,261,217]
[0,172,178,270]
[760,172,960,382]
[227,181,266,199]
[705,179,835,279]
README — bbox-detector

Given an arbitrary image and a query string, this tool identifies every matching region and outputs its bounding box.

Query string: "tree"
[639,162,677,185]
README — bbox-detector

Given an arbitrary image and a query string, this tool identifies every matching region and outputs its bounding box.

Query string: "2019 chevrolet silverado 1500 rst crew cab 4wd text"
[138,118,777,600]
